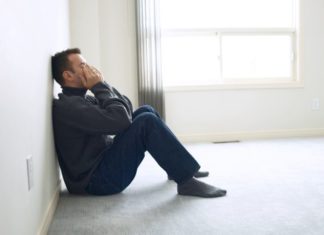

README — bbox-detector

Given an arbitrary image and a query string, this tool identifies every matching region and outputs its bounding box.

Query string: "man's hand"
[81,64,103,89]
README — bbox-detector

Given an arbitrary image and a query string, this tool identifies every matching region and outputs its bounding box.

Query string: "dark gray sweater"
[52,81,133,194]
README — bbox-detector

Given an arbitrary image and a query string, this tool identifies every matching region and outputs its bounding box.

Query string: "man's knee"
[133,112,159,126]
[140,105,156,113]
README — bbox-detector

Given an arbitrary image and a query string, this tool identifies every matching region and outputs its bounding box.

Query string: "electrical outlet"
[312,98,320,110]
[26,155,33,191]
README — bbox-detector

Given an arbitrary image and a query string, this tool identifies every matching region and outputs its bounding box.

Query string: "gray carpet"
[48,137,324,235]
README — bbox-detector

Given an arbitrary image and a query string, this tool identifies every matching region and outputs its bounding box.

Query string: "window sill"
[164,80,304,92]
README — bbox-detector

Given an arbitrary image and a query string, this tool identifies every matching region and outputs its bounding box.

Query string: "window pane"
[222,35,292,79]
[160,0,295,29]
[161,35,220,86]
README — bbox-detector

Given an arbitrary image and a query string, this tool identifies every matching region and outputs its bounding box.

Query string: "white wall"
[69,0,324,142]
[0,0,69,234]
[69,0,138,107]
[69,0,102,69]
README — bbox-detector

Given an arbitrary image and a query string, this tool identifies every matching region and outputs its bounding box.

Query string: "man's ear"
[62,71,73,82]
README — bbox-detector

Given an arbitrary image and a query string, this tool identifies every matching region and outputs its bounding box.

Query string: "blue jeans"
[85,105,200,195]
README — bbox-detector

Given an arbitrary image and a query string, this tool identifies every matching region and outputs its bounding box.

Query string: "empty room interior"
[1,0,324,234]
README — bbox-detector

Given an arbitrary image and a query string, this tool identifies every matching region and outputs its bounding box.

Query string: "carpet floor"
[48,137,324,235]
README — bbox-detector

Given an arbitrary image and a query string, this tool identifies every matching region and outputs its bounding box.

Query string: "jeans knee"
[141,105,155,113]
[133,112,159,127]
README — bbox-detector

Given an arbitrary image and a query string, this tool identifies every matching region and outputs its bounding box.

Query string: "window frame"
[160,1,301,91]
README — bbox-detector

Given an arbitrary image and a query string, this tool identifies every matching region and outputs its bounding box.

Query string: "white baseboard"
[177,128,324,143]
[37,181,61,235]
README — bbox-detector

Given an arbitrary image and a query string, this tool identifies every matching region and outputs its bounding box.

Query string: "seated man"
[51,48,226,198]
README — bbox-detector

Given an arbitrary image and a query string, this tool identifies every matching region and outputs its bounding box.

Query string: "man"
[52,48,226,198]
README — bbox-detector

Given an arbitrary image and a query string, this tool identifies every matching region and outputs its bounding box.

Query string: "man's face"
[66,53,87,86]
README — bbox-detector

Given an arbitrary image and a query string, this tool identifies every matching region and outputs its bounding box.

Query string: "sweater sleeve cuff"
[90,81,109,94]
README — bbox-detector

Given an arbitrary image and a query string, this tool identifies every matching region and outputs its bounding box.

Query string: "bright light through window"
[222,35,293,79]
[161,35,220,86]
[160,0,298,87]
[160,0,295,29]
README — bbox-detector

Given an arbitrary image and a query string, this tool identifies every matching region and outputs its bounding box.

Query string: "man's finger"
[91,66,103,80]
[80,76,87,86]
[82,65,92,79]
[86,65,97,77]
[80,68,88,85]
[91,66,102,76]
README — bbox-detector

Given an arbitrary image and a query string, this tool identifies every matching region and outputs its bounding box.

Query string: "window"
[160,0,298,87]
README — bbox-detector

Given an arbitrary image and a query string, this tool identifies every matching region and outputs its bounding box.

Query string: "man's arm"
[86,66,133,115]
[90,82,133,119]
[54,85,132,135]
[102,81,133,114]
[53,65,132,135]
[121,95,133,114]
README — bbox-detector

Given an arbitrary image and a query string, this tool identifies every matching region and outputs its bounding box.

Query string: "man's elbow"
[107,106,132,133]
[117,113,132,131]
[121,116,132,130]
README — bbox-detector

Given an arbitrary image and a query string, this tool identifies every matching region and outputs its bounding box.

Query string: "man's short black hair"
[51,48,81,85]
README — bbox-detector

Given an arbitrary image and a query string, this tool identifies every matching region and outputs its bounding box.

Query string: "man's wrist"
[89,81,104,90]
